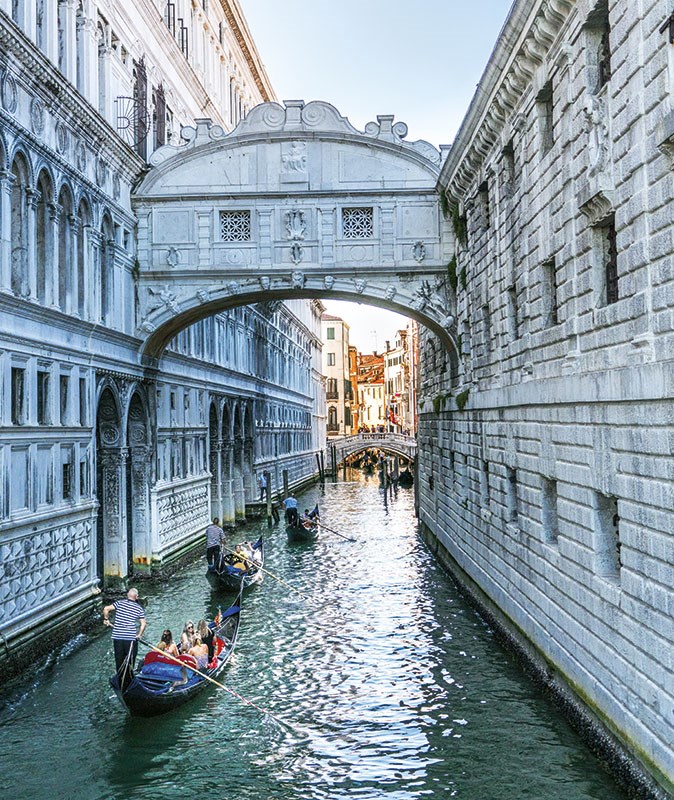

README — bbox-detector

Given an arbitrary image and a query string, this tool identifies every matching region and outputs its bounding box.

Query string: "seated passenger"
[180,621,196,654]
[197,619,215,661]
[188,637,209,671]
[157,629,180,657]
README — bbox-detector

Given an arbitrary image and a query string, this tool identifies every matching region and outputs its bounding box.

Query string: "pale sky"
[242,0,514,351]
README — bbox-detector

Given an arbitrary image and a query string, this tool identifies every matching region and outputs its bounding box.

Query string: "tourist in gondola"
[156,629,180,657]
[102,587,147,691]
[188,637,209,671]
[196,619,215,661]
[179,620,196,653]
[205,517,224,567]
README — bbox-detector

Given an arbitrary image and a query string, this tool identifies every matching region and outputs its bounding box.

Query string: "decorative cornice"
[439,0,574,199]
[219,0,275,103]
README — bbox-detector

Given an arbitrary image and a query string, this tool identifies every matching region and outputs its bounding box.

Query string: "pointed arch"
[10,151,31,298]
[35,168,54,305]
[56,182,74,312]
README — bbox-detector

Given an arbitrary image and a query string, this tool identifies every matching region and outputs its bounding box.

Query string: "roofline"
[220,0,275,102]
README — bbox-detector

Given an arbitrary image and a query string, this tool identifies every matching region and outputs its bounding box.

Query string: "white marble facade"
[421,0,674,794]
[0,2,322,663]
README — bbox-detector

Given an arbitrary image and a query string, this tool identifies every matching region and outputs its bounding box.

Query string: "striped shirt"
[111,599,145,641]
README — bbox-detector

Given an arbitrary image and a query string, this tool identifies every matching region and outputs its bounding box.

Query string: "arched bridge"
[132,100,457,365]
[328,433,417,465]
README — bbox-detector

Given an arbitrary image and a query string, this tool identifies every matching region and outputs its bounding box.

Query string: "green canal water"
[0,473,626,799]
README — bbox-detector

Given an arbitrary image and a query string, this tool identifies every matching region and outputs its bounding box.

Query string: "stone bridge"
[132,100,456,364]
[328,432,417,465]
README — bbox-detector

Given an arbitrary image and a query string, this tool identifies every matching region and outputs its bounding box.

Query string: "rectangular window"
[478,181,490,228]
[164,2,176,35]
[586,0,611,93]
[482,304,492,355]
[605,222,618,305]
[594,217,618,306]
[220,210,251,241]
[480,461,490,505]
[506,467,518,524]
[59,375,69,425]
[537,80,554,154]
[61,448,73,500]
[502,139,517,197]
[79,377,87,426]
[594,492,621,579]
[541,258,559,327]
[326,327,335,340]
[37,370,50,425]
[342,207,374,239]
[507,284,520,340]
[327,353,335,366]
[541,478,560,543]
[11,367,26,425]
[37,446,53,506]
[79,457,88,498]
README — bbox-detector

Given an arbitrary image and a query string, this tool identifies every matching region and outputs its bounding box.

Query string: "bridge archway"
[132,100,456,365]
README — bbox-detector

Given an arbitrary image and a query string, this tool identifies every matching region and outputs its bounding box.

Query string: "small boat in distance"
[110,591,242,717]
[206,537,263,592]
[286,504,319,543]
[286,519,319,543]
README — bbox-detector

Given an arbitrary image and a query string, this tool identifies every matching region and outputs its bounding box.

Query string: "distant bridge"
[327,433,417,465]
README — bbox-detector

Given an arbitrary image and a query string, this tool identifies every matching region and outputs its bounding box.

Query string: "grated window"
[342,207,373,239]
[220,210,251,241]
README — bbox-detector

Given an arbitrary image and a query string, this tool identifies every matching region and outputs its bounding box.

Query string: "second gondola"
[206,536,263,592]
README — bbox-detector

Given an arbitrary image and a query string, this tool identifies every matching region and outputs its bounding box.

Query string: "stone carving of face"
[324,275,335,290]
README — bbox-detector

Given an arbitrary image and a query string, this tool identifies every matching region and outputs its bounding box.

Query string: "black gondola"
[286,519,319,543]
[206,536,263,592]
[109,590,242,717]
[398,469,414,487]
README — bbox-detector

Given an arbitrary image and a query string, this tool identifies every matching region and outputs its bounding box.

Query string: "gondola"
[398,469,414,487]
[286,519,319,543]
[205,536,263,592]
[109,590,242,717]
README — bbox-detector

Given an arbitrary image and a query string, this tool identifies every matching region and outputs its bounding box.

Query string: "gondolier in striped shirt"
[103,587,147,690]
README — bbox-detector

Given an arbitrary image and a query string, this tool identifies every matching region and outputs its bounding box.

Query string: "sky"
[242,0,514,352]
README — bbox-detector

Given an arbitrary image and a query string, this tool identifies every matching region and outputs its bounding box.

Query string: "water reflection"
[0,470,625,800]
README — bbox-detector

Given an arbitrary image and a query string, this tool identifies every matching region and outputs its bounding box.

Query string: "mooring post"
[331,445,337,479]
[282,469,289,499]
[319,450,326,485]
[265,470,272,527]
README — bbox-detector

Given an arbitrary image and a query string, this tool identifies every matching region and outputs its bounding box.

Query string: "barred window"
[342,207,373,239]
[220,210,251,241]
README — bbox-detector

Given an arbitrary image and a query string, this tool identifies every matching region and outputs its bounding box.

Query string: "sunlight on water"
[0,472,625,800]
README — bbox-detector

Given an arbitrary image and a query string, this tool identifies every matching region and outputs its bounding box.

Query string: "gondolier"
[283,493,299,526]
[103,587,147,690]
[205,517,224,566]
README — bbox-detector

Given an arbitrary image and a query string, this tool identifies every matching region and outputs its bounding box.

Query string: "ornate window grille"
[220,210,251,241]
[342,207,374,239]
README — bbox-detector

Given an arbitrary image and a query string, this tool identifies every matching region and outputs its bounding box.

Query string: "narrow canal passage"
[0,472,625,800]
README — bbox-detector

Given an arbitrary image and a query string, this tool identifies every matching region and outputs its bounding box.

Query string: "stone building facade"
[0,2,323,673]
[417,0,674,795]
[322,314,353,436]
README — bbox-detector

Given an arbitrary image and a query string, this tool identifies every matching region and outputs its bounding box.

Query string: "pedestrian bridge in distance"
[328,433,417,464]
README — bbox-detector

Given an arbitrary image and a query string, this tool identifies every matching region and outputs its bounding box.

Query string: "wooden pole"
[319,451,325,485]
[331,445,337,479]
[342,456,347,481]
[282,469,289,499]
[315,452,322,483]
[264,470,272,526]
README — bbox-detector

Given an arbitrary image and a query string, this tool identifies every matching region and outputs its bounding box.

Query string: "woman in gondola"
[179,621,196,653]
[157,629,180,657]
[196,619,215,661]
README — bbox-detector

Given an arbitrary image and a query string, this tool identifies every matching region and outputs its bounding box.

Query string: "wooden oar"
[139,639,277,719]
[316,522,356,543]
[219,545,308,601]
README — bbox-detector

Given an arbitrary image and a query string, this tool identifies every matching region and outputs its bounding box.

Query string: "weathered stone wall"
[421,0,674,795]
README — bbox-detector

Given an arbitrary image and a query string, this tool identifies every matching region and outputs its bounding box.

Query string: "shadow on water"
[0,469,627,800]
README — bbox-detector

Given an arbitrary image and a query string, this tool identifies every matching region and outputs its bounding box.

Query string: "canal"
[0,472,626,800]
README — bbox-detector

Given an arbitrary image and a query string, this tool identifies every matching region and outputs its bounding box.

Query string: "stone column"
[243,435,255,503]
[43,0,59,64]
[69,214,80,316]
[98,447,128,588]
[220,443,236,526]
[59,0,77,84]
[98,42,113,121]
[0,171,12,293]
[233,437,246,520]
[78,13,98,105]
[129,445,151,575]
[25,188,38,301]
[47,202,59,308]
[209,439,223,521]
[88,228,102,320]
